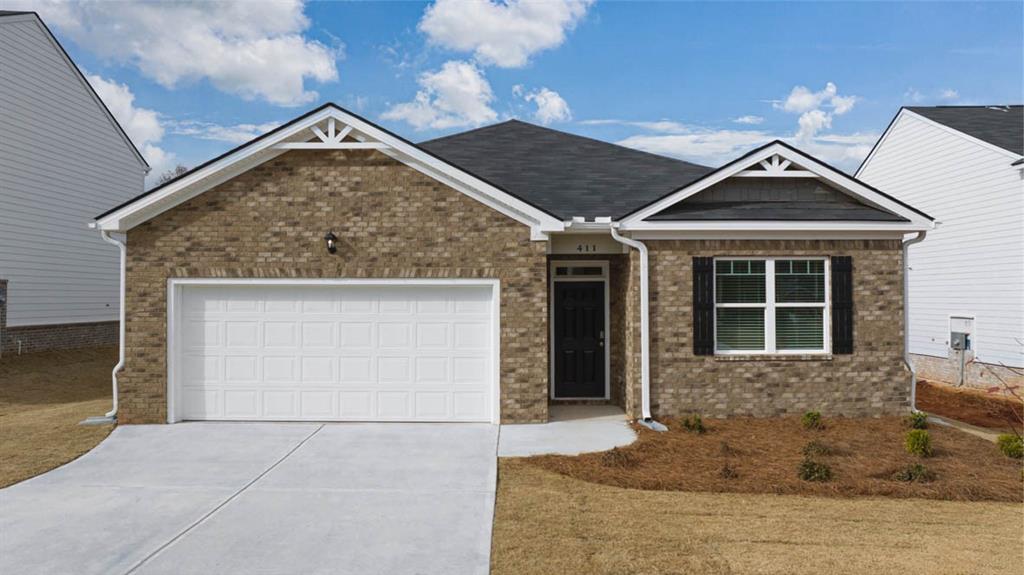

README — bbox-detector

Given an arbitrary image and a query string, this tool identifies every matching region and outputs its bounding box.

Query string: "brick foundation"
[0,279,118,354]
[912,353,1023,390]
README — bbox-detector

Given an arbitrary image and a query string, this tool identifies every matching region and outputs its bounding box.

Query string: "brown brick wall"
[1,280,119,354]
[120,149,548,424]
[624,239,909,419]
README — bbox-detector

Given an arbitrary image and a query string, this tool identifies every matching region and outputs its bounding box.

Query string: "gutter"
[606,223,666,431]
[83,230,125,424]
[902,230,927,413]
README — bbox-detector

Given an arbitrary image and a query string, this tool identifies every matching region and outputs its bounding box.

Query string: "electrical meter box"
[949,315,974,352]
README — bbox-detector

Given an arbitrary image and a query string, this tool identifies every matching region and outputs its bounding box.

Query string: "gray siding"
[0,15,146,326]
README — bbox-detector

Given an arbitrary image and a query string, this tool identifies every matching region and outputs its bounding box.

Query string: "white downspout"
[609,225,664,430]
[903,231,927,413]
[88,230,126,423]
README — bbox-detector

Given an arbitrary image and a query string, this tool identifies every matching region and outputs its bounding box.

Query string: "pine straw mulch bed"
[524,416,1023,502]
[916,379,1023,431]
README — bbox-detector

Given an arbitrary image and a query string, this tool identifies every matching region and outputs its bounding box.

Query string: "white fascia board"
[95,105,563,237]
[620,220,930,232]
[620,142,934,229]
[629,229,910,241]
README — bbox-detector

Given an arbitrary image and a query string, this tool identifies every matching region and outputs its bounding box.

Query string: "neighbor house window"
[714,258,829,354]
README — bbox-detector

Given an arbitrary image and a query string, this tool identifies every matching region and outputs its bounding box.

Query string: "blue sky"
[21,1,1023,182]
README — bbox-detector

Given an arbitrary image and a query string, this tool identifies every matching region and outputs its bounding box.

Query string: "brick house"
[92,103,934,424]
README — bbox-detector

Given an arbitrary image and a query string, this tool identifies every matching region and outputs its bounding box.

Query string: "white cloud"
[20,0,338,106]
[579,119,689,133]
[904,88,925,103]
[170,120,281,144]
[419,0,592,68]
[617,129,772,166]
[522,87,571,125]
[381,60,497,130]
[939,88,960,101]
[733,115,764,125]
[86,74,176,180]
[773,82,858,141]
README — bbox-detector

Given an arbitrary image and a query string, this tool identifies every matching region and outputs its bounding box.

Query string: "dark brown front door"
[553,281,605,398]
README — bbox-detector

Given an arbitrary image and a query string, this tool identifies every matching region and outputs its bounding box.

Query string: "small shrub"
[798,458,833,482]
[681,414,706,434]
[996,434,1023,459]
[719,463,739,479]
[600,447,638,468]
[801,411,824,430]
[905,411,929,430]
[905,429,933,457]
[802,440,834,457]
[891,463,936,483]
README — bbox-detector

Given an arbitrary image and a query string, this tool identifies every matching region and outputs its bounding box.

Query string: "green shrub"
[600,447,638,468]
[905,411,929,430]
[996,434,1023,459]
[905,429,933,457]
[798,458,833,482]
[801,411,824,430]
[891,463,936,483]
[802,440,834,457]
[681,414,706,434]
[719,464,739,479]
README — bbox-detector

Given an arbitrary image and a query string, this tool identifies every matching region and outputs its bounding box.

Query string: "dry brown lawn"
[492,459,1024,575]
[527,416,1023,501]
[0,347,116,487]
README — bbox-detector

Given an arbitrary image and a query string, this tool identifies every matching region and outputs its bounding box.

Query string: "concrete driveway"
[0,423,498,575]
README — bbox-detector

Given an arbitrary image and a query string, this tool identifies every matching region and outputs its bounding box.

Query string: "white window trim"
[713,257,831,355]
[548,261,611,400]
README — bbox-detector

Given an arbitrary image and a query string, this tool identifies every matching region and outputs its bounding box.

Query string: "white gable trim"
[856,108,1023,178]
[619,141,934,231]
[1,13,150,172]
[94,104,564,238]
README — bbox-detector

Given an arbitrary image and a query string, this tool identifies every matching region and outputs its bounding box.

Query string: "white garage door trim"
[166,278,501,424]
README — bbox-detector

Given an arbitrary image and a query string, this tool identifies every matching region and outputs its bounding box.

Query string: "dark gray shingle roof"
[419,120,712,219]
[907,105,1023,156]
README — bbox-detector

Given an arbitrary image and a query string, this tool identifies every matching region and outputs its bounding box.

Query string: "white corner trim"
[165,277,503,424]
[619,142,934,230]
[97,105,563,238]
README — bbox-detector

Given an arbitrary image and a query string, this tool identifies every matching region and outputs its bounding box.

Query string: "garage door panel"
[176,284,495,422]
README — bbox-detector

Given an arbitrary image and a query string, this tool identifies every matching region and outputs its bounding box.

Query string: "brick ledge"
[713,354,833,362]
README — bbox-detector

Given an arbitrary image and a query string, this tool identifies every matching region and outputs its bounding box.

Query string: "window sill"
[713,354,833,362]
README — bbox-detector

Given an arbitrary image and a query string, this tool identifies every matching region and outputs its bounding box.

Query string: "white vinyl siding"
[0,16,146,326]
[714,258,829,354]
[858,112,1024,368]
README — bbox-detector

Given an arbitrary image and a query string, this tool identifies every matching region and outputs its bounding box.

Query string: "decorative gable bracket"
[273,117,391,150]
[736,154,816,178]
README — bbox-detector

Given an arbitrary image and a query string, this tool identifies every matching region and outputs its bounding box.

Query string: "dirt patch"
[917,379,1023,431]
[492,459,1024,575]
[524,416,1022,502]
[0,347,116,487]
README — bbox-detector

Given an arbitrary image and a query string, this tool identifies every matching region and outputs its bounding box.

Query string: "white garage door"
[173,283,497,422]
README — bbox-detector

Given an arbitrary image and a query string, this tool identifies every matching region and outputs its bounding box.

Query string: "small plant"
[719,463,739,479]
[802,440,834,457]
[996,434,1023,459]
[905,411,929,430]
[600,447,638,468]
[798,458,833,482]
[905,429,933,457]
[801,411,824,430]
[681,414,706,434]
[891,463,936,483]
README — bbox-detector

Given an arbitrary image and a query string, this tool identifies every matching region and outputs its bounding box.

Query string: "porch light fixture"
[323,231,338,254]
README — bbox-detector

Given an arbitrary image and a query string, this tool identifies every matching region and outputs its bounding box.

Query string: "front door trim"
[549,260,610,400]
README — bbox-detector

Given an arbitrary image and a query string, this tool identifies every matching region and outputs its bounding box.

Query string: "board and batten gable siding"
[0,15,146,327]
[857,111,1024,368]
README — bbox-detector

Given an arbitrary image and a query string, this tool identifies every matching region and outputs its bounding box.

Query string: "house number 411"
[576,243,598,253]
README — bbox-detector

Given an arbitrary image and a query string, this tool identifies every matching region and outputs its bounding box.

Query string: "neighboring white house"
[857,105,1023,388]
[0,11,148,354]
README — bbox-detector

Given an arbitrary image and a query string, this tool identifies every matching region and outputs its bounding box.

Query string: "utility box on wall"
[949,315,974,354]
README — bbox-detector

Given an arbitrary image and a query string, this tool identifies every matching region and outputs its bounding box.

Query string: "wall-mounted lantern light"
[323,231,338,254]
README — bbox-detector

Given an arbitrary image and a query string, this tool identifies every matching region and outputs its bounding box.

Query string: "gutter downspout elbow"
[903,231,927,413]
[92,230,126,423]
[609,225,664,430]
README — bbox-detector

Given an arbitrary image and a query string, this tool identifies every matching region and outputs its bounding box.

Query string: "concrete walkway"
[498,405,637,456]
[0,423,498,575]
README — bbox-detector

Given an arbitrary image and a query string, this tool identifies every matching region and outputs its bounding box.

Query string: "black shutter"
[693,257,715,355]
[831,256,854,354]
